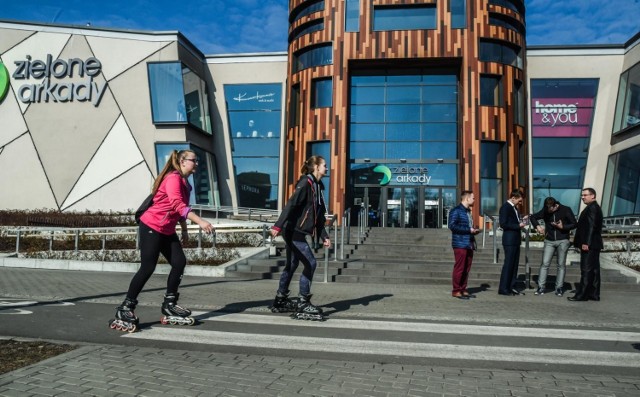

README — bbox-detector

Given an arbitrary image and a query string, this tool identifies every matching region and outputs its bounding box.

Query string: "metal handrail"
[191,204,281,223]
[482,213,499,263]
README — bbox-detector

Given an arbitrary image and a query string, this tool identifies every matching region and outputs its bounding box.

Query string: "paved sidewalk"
[1,266,640,396]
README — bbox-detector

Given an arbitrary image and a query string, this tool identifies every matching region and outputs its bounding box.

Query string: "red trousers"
[452,248,474,294]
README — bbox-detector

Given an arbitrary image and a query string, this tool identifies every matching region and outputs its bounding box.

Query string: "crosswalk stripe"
[192,312,640,343]
[124,327,640,368]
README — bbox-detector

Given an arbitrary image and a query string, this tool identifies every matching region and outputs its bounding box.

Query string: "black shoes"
[511,289,525,296]
[567,295,588,301]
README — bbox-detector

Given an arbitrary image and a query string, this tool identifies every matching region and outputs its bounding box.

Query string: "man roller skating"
[269,155,330,321]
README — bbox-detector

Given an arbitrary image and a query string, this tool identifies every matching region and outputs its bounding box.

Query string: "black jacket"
[530,203,577,241]
[272,174,329,241]
[573,201,603,250]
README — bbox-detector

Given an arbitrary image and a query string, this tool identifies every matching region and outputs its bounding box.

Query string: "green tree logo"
[0,60,9,103]
[373,165,392,186]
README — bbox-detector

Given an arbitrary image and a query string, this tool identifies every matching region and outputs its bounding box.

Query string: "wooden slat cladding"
[286,0,527,223]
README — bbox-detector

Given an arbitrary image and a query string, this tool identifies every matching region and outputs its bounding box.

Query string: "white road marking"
[191,311,640,342]
[124,326,640,368]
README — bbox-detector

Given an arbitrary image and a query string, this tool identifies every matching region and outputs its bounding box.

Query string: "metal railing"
[4,224,270,255]
[482,213,499,263]
[191,204,280,223]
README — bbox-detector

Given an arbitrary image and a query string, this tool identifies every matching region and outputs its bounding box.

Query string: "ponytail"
[151,149,194,194]
[300,155,325,175]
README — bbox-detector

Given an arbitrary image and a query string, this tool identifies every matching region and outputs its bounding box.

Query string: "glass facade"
[530,79,599,214]
[155,143,218,206]
[480,141,504,215]
[147,62,212,134]
[345,0,360,32]
[450,0,467,29]
[602,144,640,216]
[225,83,282,209]
[479,40,523,69]
[312,78,333,108]
[613,61,640,133]
[480,75,503,106]
[373,5,437,31]
[290,20,324,42]
[290,0,324,24]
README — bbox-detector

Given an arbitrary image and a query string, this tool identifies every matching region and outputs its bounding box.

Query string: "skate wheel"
[127,324,137,333]
[170,319,177,325]
[187,317,195,326]
[160,317,168,325]
[109,321,116,329]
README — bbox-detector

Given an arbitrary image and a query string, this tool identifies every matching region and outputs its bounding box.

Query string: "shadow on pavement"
[321,294,393,315]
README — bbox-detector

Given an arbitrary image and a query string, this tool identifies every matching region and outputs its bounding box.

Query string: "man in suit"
[498,189,527,296]
[568,187,603,302]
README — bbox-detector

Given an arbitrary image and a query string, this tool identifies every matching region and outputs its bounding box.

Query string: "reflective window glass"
[345,0,360,32]
[450,0,466,28]
[350,142,385,159]
[182,66,212,133]
[351,124,385,140]
[291,0,324,24]
[386,142,420,159]
[148,63,187,123]
[480,75,503,106]
[231,138,280,156]
[387,86,421,104]
[422,142,457,159]
[373,5,437,31]
[291,20,324,41]
[386,124,421,141]
[351,75,386,86]
[351,105,385,122]
[532,138,588,158]
[351,86,385,104]
[312,78,333,108]
[422,123,457,140]
[292,44,333,73]
[422,104,457,121]
[422,85,457,104]
[613,63,640,133]
[229,111,281,138]
[386,104,421,122]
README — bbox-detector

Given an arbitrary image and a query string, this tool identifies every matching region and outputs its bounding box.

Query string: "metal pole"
[493,220,498,264]
[482,214,487,248]
[15,230,21,254]
[524,224,531,289]
[333,217,338,261]
[102,234,106,251]
[341,216,345,260]
[74,230,79,253]
[198,228,202,249]
[347,211,351,245]
[324,246,329,283]
[49,231,53,252]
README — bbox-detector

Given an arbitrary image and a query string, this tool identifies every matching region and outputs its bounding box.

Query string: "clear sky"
[2,0,639,55]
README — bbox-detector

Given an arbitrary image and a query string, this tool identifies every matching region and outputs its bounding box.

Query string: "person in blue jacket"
[448,190,481,299]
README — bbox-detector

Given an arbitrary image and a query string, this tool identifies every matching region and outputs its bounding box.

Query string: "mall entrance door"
[353,186,456,228]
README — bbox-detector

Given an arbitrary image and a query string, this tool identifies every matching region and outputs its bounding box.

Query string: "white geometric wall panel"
[0,26,34,54]
[0,134,57,209]
[2,31,70,113]
[86,35,172,81]
[62,115,145,209]
[0,78,28,147]
[64,162,153,212]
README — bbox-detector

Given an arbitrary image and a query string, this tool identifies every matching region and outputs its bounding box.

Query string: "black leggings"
[126,222,186,300]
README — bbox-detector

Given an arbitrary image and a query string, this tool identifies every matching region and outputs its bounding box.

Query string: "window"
[312,78,333,108]
[480,141,504,215]
[479,40,523,69]
[292,44,333,73]
[373,5,437,31]
[290,84,300,127]
[613,62,640,133]
[530,78,598,213]
[148,63,187,124]
[345,0,360,32]
[480,75,502,106]
[349,70,459,167]
[488,0,524,14]
[603,145,640,216]
[155,143,218,206]
[489,14,524,33]
[514,80,524,125]
[224,84,283,209]
[450,0,466,29]
[147,62,212,134]
[290,20,324,41]
[290,0,324,24]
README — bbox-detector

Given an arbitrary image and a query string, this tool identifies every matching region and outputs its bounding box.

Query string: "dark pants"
[452,248,474,294]
[499,244,520,293]
[126,222,186,300]
[575,249,601,300]
[278,232,317,297]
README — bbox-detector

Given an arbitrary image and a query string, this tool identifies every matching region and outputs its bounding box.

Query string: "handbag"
[134,193,154,224]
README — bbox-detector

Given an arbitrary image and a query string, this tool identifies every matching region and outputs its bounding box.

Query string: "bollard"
[333,220,338,261]
[102,234,106,251]
[74,230,80,253]
[341,216,345,260]
[49,231,54,252]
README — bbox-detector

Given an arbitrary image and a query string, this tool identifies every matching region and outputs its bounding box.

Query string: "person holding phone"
[530,197,577,296]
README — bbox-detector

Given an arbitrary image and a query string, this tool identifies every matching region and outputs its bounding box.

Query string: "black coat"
[499,201,522,246]
[273,174,329,241]
[573,201,603,250]
[530,203,577,241]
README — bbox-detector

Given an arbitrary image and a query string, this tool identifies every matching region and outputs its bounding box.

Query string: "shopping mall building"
[1,0,639,228]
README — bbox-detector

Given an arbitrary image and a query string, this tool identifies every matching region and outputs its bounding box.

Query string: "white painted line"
[191,312,640,343]
[124,327,640,368]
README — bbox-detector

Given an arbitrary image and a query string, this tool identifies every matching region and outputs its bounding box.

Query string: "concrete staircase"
[225,227,638,290]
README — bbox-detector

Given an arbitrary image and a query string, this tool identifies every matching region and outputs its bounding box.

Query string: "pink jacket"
[139,171,192,235]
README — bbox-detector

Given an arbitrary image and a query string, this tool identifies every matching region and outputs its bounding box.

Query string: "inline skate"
[291,294,325,321]
[109,297,139,332]
[270,290,298,313]
[160,293,195,326]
